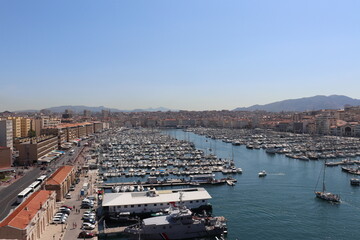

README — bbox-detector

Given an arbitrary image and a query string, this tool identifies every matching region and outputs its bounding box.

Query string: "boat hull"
[315,191,340,203]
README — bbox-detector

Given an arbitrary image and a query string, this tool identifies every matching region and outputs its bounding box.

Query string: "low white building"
[102,187,212,216]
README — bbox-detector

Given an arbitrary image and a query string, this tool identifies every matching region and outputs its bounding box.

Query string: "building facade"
[45,165,75,201]
[0,190,56,240]
[0,119,13,149]
[14,135,58,165]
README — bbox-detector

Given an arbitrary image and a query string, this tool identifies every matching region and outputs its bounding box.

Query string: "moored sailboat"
[314,161,340,203]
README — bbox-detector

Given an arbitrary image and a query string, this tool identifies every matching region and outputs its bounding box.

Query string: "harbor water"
[104,129,360,240]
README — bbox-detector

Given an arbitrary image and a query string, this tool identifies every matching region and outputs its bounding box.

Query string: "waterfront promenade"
[37,146,99,240]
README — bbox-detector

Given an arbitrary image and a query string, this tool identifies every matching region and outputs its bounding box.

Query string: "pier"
[98,226,126,236]
[98,179,227,189]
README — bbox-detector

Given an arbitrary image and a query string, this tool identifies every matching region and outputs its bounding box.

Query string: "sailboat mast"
[323,161,326,192]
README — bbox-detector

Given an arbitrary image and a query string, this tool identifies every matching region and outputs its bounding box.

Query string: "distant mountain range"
[233,95,360,112]
[17,106,175,113]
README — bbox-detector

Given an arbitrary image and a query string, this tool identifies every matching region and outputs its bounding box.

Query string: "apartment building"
[7,117,21,138]
[21,118,31,137]
[14,135,58,165]
[0,119,13,149]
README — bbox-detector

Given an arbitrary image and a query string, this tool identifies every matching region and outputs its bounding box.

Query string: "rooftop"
[102,188,211,207]
[46,165,73,185]
[0,190,53,229]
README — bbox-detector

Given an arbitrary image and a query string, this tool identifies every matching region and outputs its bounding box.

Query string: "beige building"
[0,190,56,240]
[21,118,31,137]
[45,165,75,201]
[7,117,21,138]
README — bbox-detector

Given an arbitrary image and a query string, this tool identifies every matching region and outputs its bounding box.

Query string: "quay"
[98,226,126,236]
[98,179,227,189]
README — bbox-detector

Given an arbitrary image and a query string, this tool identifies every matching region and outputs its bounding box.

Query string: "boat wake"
[269,173,286,176]
[340,200,360,210]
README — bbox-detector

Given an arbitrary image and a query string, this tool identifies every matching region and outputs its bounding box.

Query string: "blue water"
[105,129,360,240]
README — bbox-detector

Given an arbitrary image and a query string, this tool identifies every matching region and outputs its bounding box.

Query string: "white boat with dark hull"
[124,193,227,240]
[258,170,267,177]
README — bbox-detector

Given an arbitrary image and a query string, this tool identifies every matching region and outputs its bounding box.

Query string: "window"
[131,205,134,208]
[124,205,128,208]
[190,201,193,203]
[160,203,163,206]
[202,200,205,202]
[145,204,148,207]
[196,200,199,203]
[138,205,141,207]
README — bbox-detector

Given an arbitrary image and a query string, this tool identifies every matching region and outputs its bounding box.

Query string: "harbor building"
[0,190,56,240]
[0,119,13,149]
[102,188,212,217]
[45,165,75,201]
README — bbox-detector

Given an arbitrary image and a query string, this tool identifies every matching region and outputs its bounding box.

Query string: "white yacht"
[258,170,267,177]
[124,193,227,240]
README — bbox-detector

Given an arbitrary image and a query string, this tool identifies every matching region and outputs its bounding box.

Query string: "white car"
[83,213,96,217]
[65,193,71,199]
[82,222,95,230]
[54,213,68,219]
[52,218,66,224]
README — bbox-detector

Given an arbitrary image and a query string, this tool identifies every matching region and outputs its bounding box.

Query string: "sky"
[1,0,360,111]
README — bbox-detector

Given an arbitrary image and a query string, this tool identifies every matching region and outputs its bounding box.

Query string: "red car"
[78,231,95,238]
[61,205,73,210]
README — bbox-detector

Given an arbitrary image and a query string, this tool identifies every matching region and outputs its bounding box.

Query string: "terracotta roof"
[46,165,73,185]
[0,190,53,229]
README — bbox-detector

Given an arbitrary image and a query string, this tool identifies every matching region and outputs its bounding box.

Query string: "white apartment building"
[0,119,13,150]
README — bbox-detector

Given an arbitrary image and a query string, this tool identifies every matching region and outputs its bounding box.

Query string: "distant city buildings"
[1,105,360,167]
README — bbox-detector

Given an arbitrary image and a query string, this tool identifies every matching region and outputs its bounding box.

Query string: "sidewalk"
[39,147,99,240]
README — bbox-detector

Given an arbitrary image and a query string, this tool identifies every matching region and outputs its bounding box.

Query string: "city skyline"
[1,0,360,111]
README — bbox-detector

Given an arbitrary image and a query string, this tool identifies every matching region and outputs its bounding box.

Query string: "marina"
[93,128,360,240]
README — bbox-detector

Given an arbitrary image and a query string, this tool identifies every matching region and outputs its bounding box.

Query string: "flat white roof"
[102,188,212,207]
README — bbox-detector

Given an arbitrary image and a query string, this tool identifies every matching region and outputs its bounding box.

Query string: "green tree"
[28,129,36,138]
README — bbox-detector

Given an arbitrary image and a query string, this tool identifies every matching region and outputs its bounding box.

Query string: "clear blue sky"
[1,0,359,111]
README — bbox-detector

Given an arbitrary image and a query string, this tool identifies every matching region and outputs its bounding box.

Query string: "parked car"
[61,205,73,210]
[83,218,96,224]
[56,211,69,216]
[78,231,95,238]
[81,202,94,209]
[65,193,71,199]
[83,212,96,218]
[82,222,95,230]
[84,210,95,214]
[59,207,71,214]
[52,218,66,224]
[54,213,68,219]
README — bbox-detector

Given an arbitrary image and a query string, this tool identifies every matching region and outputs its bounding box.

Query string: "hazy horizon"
[1,0,360,111]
